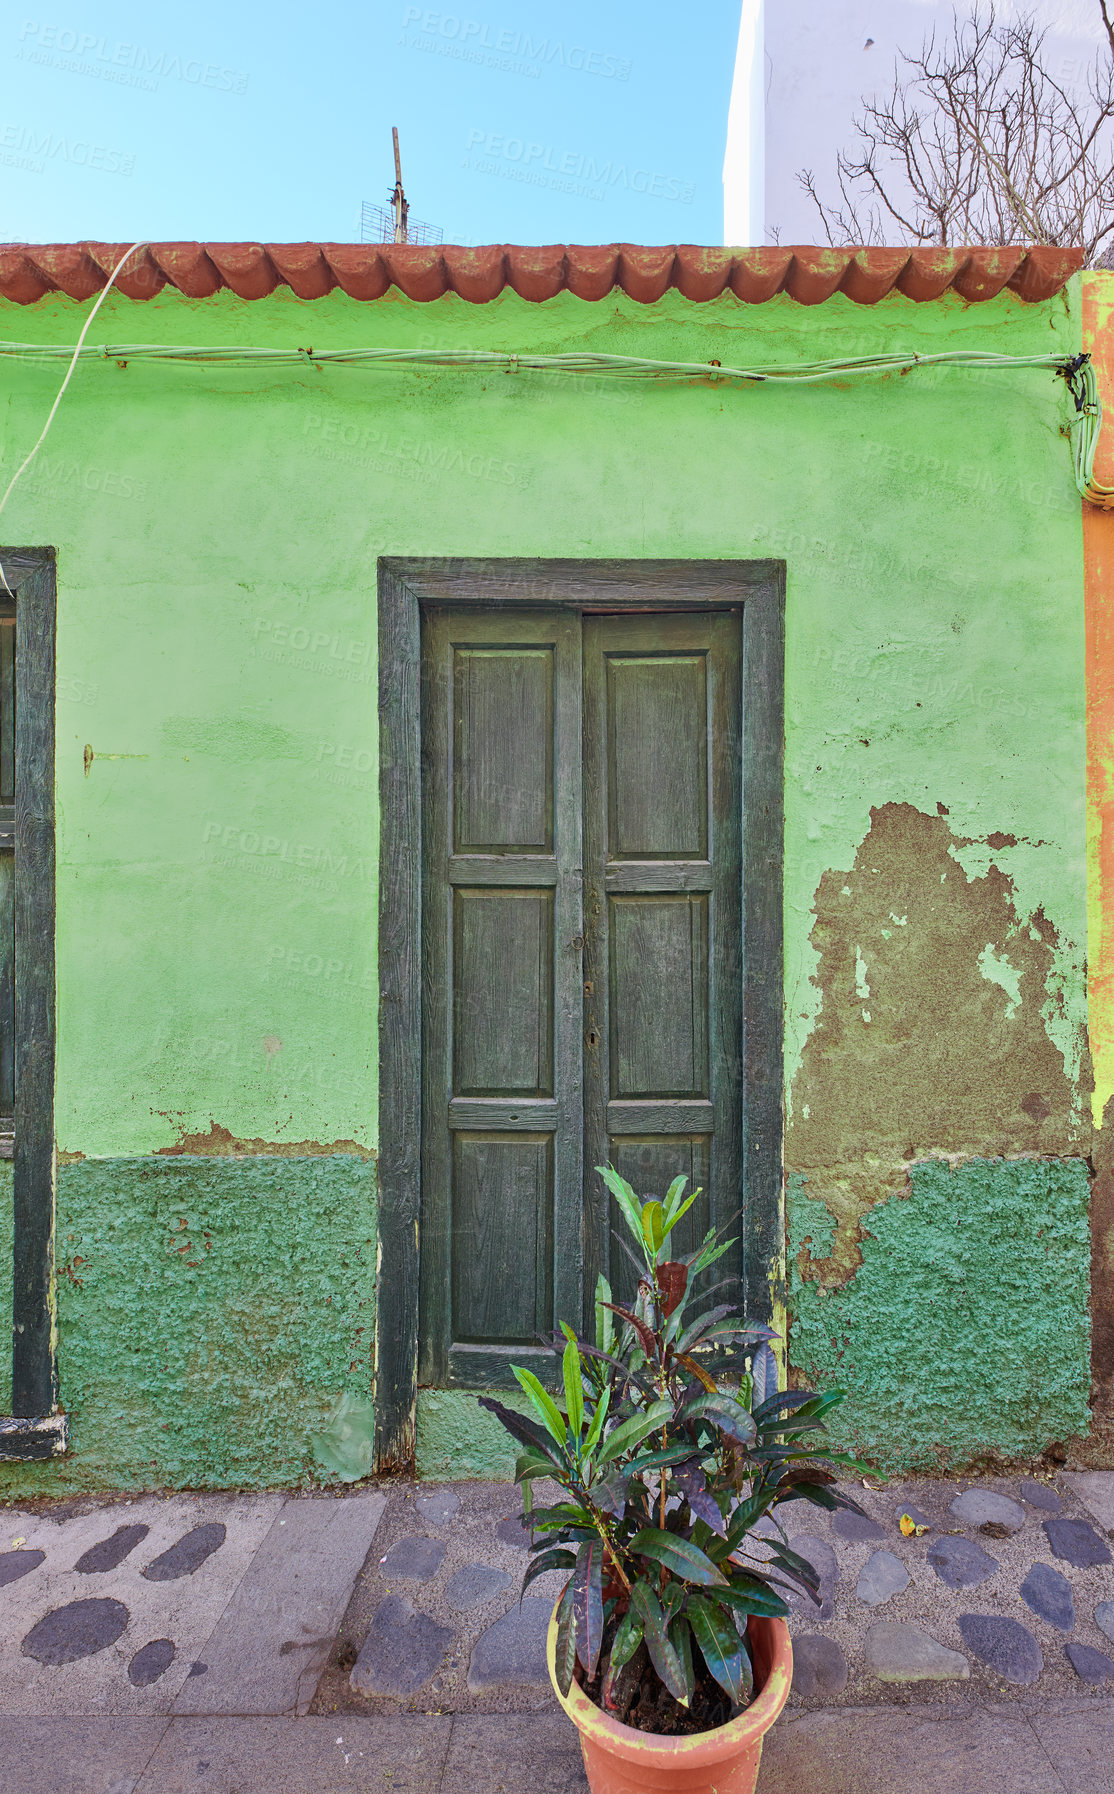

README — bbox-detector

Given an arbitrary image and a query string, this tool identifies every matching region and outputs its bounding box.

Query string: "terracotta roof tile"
[0,243,1084,306]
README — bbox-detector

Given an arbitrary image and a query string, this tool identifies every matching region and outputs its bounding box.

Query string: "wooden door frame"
[375,558,785,1473]
[0,547,61,1462]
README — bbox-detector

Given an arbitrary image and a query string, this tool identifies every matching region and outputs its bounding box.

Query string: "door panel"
[608,653,708,858]
[453,645,554,853]
[451,1132,553,1345]
[453,889,553,1095]
[583,612,742,1326]
[421,605,743,1385]
[609,895,709,1098]
[421,609,582,1388]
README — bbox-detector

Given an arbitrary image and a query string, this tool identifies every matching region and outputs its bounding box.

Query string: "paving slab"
[1062,1472,1114,1533]
[441,1713,588,1794]
[758,1701,1075,1794]
[0,1717,167,1793]
[0,1494,283,1716]
[1028,1694,1114,1793]
[173,1492,385,1717]
[863,1621,969,1682]
[132,1715,452,1794]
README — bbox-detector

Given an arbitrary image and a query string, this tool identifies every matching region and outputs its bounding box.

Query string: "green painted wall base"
[788,1156,1091,1473]
[415,1387,533,1482]
[0,1154,375,1494]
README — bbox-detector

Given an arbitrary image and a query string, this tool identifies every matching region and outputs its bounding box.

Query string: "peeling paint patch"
[156,1121,375,1160]
[788,1157,1091,1473]
[788,803,1091,1276]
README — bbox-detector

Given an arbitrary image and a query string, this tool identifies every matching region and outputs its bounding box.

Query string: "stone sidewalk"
[0,1471,1113,1790]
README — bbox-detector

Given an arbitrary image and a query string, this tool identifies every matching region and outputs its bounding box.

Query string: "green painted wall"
[0,275,1092,1487]
[5,1155,375,1492]
[788,1158,1092,1472]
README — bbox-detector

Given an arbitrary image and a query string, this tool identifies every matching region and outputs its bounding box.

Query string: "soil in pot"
[578,1613,748,1737]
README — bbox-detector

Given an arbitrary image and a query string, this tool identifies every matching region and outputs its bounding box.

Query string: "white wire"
[0,240,147,596]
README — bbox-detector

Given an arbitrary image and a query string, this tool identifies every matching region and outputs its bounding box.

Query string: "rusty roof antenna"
[360,128,444,247]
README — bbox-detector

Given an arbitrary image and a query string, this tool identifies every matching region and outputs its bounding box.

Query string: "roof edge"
[0,242,1084,306]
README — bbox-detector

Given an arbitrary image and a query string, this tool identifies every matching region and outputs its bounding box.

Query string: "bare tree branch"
[795,3,1114,264]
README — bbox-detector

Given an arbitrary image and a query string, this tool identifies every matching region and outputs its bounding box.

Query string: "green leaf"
[609,1605,644,1670]
[626,1528,727,1587]
[661,1186,702,1240]
[582,1384,611,1459]
[688,1595,746,1704]
[597,1398,672,1466]
[595,1274,615,1354]
[669,1614,695,1707]
[554,1579,578,1697]
[718,1576,791,1619]
[681,1392,759,1447]
[521,1547,577,1596]
[642,1199,664,1255]
[625,1440,696,1475]
[562,1338,584,1442]
[514,1448,553,1484]
[596,1164,645,1251]
[631,1582,688,1703]
[685,1230,737,1279]
[662,1174,689,1222]
[572,1539,605,1678]
[511,1366,569,1450]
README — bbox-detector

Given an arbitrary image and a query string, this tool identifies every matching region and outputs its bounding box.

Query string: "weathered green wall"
[7,1155,375,1492]
[790,1158,1092,1472]
[0,275,1091,1487]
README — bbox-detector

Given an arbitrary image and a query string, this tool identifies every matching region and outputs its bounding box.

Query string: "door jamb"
[375,558,785,1474]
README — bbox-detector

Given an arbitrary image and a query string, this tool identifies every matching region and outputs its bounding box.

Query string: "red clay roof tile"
[0,243,1084,306]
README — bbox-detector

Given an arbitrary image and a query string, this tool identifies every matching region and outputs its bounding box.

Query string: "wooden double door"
[418,606,743,1388]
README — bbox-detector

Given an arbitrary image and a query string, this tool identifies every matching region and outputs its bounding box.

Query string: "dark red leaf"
[601,1302,657,1363]
[659,1261,688,1317]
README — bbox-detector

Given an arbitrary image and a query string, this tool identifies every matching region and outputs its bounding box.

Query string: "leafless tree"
[798,3,1114,263]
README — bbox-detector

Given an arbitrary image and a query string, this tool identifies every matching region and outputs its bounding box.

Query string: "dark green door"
[419,606,742,1387]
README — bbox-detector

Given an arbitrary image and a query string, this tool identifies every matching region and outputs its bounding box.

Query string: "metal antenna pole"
[391,127,410,244]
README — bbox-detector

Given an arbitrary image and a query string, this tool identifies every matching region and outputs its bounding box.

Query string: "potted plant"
[479,1166,871,1794]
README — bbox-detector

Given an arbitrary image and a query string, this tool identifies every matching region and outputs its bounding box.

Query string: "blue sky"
[1,1,739,246]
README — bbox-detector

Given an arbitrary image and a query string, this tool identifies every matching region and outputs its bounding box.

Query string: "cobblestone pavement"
[1,1472,1114,1790]
[315,1469,1114,1717]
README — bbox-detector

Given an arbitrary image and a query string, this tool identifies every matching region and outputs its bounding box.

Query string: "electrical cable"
[0,328,1109,508]
[0,241,147,594]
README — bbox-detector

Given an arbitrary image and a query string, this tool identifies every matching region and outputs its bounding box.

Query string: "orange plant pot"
[546,1603,793,1794]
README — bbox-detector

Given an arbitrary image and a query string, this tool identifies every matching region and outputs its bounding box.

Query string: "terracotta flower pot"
[546,1603,793,1794]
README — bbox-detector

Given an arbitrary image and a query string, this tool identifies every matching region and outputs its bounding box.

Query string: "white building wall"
[725,0,1108,246]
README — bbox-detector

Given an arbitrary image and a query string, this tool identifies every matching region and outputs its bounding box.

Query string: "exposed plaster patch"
[788,803,1091,1281]
[978,943,1022,1019]
[156,1121,375,1159]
